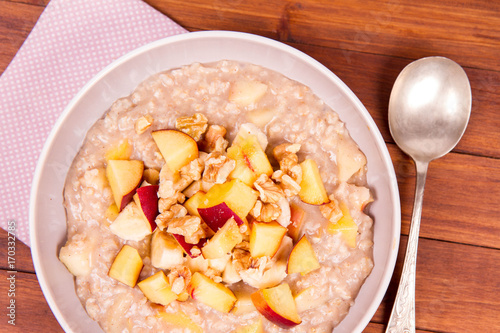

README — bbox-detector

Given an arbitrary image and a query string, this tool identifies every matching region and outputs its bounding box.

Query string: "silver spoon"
[386,56,471,333]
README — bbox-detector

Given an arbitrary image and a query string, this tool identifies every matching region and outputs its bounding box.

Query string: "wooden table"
[1,0,499,332]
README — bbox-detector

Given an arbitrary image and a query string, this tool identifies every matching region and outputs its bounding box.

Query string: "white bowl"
[30,31,400,333]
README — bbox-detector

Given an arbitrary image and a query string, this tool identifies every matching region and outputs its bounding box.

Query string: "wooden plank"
[0,228,34,273]
[0,1,43,74]
[287,42,500,159]
[1,236,497,333]
[0,270,63,332]
[2,1,498,159]
[146,0,500,71]
[6,0,49,5]
[389,144,500,249]
[372,236,500,332]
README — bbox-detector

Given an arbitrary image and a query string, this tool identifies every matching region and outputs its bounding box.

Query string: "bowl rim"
[30,30,400,333]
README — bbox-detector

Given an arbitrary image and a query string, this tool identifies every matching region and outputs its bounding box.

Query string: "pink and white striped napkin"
[0,0,186,246]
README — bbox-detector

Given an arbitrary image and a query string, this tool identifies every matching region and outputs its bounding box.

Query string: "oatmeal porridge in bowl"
[30,31,400,333]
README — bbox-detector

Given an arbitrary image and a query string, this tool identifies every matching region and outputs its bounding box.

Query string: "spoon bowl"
[389,56,471,162]
[386,56,471,333]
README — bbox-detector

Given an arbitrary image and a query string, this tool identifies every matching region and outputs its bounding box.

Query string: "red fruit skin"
[136,185,159,231]
[172,234,207,258]
[198,202,244,232]
[250,291,301,329]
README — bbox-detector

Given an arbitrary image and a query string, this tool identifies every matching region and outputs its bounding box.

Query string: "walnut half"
[175,113,208,141]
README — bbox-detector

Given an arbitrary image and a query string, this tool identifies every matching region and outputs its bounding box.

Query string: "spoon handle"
[386,160,429,333]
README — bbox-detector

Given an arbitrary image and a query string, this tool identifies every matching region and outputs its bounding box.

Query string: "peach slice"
[227,134,273,186]
[337,137,367,183]
[105,203,120,222]
[232,123,268,150]
[287,203,305,242]
[198,202,245,232]
[150,230,185,270]
[106,159,144,211]
[251,283,302,328]
[249,221,288,258]
[152,129,199,174]
[200,179,259,222]
[143,168,160,185]
[201,218,243,259]
[188,272,237,313]
[133,185,159,231]
[286,235,320,275]
[228,80,268,107]
[298,159,329,205]
[157,311,202,333]
[183,191,206,217]
[137,271,178,306]
[108,245,143,287]
[327,202,358,248]
[105,139,133,161]
[109,202,152,242]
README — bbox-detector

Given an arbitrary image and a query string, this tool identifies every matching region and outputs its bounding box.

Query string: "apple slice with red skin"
[134,185,159,231]
[201,218,243,259]
[198,202,244,232]
[106,159,144,211]
[249,221,287,258]
[298,159,329,205]
[152,129,199,174]
[251,283,301,328]
[286,235,320,275]
[287,203,305,242]
[108,245,143,288]
[188,272,237,313]
[171,234,206,258]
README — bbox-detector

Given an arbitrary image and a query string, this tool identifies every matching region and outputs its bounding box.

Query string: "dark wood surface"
[1,0,499,332]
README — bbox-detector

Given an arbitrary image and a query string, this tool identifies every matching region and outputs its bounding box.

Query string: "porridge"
[59,60,374,333]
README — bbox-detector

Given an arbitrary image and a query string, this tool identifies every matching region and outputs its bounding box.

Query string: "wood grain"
[146,0,500,71]
[1,0,499,332]
[0,1,44,74]
[0,270,63,332]
[372,236,500,332]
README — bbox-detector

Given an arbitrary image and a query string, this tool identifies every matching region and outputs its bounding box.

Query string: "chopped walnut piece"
[167,215,206,244]
[202,153,236,184]
[134,114,153,134]
[201,125,229,153]
[155,204,188,230]
[190,247,201,257]
[170,204,188,217]
[232,248,252,272]
[272,171,301,197]
[182,180,202,198]
[320,196,343,224]
[273,143,302,183]
[234,241,250,251]
[250,199,281,222]
[254,174,284,204]
[158,192,185,213]
[175,113,208,141]
[205,268,223,283]
[155,210,174,231]
[180,158,204,182]
[158,158,204,199]
[168,266,192,295]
